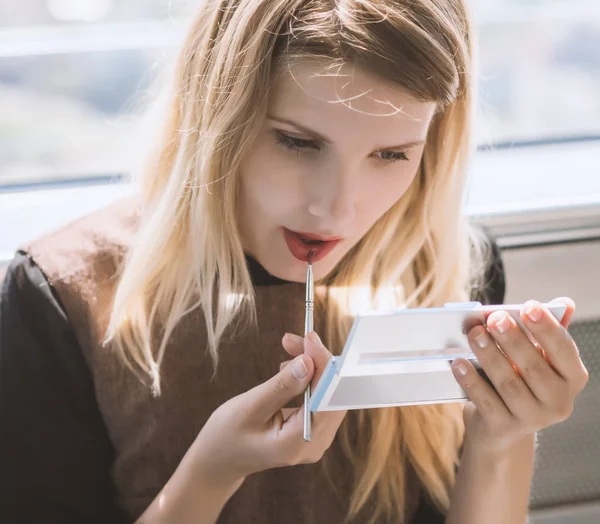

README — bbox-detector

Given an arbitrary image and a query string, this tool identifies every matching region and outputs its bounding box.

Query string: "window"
[1,0,599,188]
[0,0,192,187]
[474,1,600,145]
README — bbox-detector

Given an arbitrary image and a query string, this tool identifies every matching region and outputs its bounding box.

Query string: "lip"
[293,231,344,242]
[282,228,342,263]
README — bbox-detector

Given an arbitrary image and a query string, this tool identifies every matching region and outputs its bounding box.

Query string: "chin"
[289,256,342,283]
[259,256,325,283]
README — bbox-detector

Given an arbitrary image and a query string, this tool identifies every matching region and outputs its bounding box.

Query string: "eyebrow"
[267,115,426,150]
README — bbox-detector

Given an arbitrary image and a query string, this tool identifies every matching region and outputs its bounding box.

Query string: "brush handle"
[303,299,313,442]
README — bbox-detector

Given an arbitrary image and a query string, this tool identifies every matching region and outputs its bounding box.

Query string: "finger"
[304,331,334,387]
[451,358,513,424]
[279,394,346,449]
[281,333,344,434]
[247,354,315,421]
[468,323,546,419]
[281,408,296,421]
[549,297,576,328]
[282,333,305,358]
[485,311,564,399]
[281,331,347,442]
[302,331,347,431]
[520,301,587,386]
[280,360,292,371]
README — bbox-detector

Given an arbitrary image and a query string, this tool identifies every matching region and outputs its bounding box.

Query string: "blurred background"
[0,0,599,187]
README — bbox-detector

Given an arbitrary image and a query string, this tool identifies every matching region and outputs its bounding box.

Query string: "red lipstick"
[282,227,342,263]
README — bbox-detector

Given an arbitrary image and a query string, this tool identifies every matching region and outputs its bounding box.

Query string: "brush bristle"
[307,250,315,263]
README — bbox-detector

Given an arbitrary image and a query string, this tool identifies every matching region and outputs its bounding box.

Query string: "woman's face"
[238,60,436,283]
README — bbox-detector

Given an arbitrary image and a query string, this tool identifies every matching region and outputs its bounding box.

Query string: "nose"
[307,164,356,227]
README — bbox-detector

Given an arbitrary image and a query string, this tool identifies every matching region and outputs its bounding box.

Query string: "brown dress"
[0,196,505,524]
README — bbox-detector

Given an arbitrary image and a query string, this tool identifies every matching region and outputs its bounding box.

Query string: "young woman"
[0,1,588,523]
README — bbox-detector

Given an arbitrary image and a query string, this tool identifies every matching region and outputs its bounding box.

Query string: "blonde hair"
[107,1,491,522]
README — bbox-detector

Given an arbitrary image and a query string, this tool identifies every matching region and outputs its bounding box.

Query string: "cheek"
[239,139,305,219]
[357,165,419,225]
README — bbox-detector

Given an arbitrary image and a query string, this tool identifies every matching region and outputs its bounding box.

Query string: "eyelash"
[275,131,410,163]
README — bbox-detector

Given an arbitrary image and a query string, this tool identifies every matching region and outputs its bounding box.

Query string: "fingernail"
[284,332,303,344]
[474,328,489,349]
[453,360,469,376]
[291,355,308,379]
[491,312,509,334]
[308,331,323,348]
[525,303,542,322]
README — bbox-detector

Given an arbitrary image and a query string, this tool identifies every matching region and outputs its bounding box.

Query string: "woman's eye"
[376,150,409,162]
[275,131,319,153]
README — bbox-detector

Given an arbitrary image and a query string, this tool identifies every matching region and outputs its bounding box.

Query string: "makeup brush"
[303,250,315,442]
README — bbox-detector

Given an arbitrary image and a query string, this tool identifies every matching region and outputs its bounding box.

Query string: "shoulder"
[1,251,65,321]
[20,193,141,286]
[14,193,142,354]
[1,251,94,406]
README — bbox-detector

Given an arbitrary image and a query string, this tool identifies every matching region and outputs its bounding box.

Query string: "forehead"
[268,60,437,137]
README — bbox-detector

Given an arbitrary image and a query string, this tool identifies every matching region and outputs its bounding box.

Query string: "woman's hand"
[191,331,346,491]
[138,332,343,524]
[452,297,589,454]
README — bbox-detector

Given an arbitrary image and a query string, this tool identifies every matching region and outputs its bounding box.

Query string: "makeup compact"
[308,302,567,412]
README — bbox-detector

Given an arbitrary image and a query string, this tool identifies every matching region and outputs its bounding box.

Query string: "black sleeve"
[0,253,128,524]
